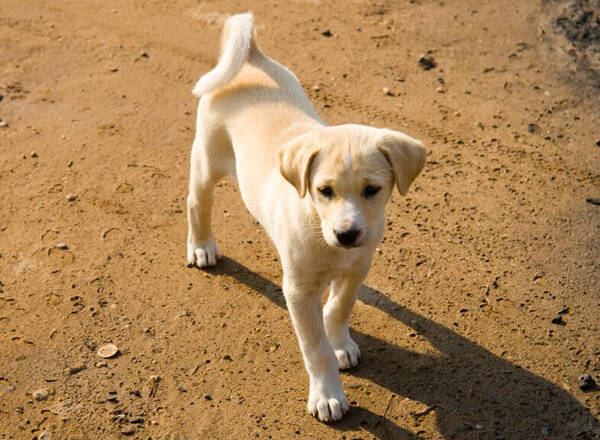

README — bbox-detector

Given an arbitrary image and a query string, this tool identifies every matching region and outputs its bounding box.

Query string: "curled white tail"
[192,12,257,97]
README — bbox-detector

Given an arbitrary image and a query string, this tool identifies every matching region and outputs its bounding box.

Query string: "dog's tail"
[192,12,259,97]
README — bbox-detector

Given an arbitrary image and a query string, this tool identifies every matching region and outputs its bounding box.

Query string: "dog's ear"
[377,129,426,196]
[278,133,320,198]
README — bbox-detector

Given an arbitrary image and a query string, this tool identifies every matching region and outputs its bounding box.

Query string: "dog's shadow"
[206,257,599,439]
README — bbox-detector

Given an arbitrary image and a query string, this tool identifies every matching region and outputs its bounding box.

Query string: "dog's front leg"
[323,260,370,370]
[282,270,349,422]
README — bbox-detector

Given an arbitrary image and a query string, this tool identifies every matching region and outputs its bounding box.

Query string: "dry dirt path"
[1,0,599,439]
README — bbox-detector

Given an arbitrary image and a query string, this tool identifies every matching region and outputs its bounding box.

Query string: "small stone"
[97,343,119,358]
[596,139,600,147]
[56,243,68,250]
[0,120,8,128]
[67,160,73,167]
[578,374,596,391]
[586,198,600,206]
[527,123,539,133]
[436,86,446,93]
[110,67,119,73]
[558,306,570,315]
[203,393,212,400]
[321,29,332,37]
[418,55,437,70]
[551,316,565,325]
[30,151,38,158]
[139,50,149,58]
[67,194,78,202]
[32,389,48,401]
[121,426,136,436]
[130,417,144,424]
[222,354,232,361]
[312,84,320,91]
[382,87,393,96]
[68,363,86,375]
[94,361,107,368]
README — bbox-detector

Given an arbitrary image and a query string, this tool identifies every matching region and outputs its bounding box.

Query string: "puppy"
[187,13,425,422]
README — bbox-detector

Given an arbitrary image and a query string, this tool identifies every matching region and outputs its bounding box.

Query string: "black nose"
[335,228,360,246]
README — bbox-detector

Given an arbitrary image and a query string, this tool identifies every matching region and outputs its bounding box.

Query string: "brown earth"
[1,0,600,439]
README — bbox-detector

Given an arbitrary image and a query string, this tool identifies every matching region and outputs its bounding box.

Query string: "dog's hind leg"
[323,261,370,369]
[186,108,233,268]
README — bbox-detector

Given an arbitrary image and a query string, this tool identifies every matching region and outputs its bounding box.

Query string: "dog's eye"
[318,186,334,199]
[363,185,381,198]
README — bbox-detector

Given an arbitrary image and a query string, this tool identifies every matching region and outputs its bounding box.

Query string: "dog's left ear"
[278,132,320,198]
[377,129,426,196]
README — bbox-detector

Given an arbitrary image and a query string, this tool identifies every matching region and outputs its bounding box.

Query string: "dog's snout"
[335,228,360,247]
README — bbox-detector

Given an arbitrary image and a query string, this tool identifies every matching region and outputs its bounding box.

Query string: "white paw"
[333,338,361,370]
[186,239,221,268]
[307,378,349,422]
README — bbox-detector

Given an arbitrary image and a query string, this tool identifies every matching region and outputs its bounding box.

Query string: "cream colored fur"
[186,12,425,422]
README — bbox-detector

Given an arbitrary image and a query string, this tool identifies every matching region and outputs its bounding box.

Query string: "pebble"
[382,87,393,96]
[67,194,78,202]
[436,86,446,93]
[32,389,48,401]
[312,84,320,91]
[578,374,596,391]
[67,363,86,375]
[418,55,437,70]
[586,198,600,206]
[596,139,600,147]
[321,29,332,37]
[203,393,212,400]
[97,343,119,358]
[222,354,232,361]
[67,160,73,167]
[31,151,38,158]
[527,122,539,133]
[551,316,565,325]
[94,361,107,368]
[56,243,68,250]
[121,426,136,436]
[0,120,7,128]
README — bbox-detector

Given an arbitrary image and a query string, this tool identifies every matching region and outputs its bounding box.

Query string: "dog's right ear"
[277,133,320,198]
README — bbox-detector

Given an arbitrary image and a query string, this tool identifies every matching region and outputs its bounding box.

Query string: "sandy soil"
[1,0,600,439]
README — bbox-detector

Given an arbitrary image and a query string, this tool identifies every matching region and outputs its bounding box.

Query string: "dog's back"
[192,13,322,129]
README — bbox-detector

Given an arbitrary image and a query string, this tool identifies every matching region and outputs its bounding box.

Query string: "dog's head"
[278,124,425,249]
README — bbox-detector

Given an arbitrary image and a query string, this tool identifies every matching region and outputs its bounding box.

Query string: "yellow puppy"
[187,12,425,422]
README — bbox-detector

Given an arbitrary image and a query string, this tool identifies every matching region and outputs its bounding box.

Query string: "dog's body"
[187,13,425,422]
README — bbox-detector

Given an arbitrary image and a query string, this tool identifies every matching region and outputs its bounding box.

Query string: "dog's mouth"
[336,241,362,249]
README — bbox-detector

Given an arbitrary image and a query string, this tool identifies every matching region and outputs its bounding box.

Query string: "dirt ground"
[1,0,600,439]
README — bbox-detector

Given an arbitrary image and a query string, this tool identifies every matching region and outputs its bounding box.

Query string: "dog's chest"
[314,247,368,276]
